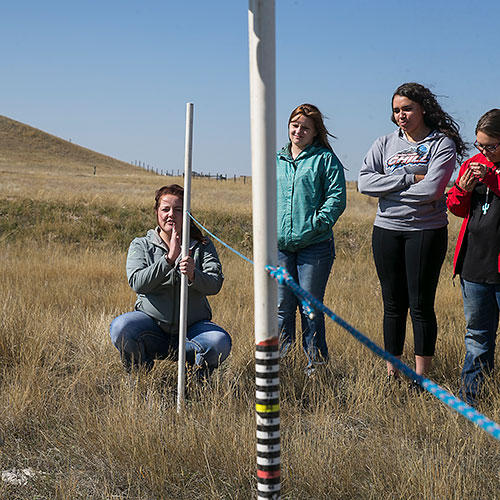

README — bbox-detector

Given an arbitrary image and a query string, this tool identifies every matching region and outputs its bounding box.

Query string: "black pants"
[372,225,447,356]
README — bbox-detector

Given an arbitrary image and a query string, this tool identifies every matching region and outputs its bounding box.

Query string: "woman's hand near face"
[458,167,478,192]
[179,255,195,281]
[166,223,181,264]
[468,162,487,179]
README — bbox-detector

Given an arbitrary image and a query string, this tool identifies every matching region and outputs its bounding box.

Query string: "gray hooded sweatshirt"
[358,129,456,231]
[126,228,223,335]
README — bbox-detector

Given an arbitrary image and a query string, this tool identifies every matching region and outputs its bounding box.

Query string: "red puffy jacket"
[446,153,500,276]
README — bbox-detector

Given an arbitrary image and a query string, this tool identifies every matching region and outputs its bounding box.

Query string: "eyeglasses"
[474,140,500,153]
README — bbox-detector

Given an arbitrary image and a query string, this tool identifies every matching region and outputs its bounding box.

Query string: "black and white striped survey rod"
[256,336,280,499]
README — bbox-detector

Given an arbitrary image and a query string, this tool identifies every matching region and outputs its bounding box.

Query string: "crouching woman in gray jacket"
[110,184,231,376]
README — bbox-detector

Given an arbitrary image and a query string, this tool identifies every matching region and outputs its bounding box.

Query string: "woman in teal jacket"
[277,104,346,371]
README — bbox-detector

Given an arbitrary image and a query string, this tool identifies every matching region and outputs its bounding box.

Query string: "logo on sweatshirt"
[386,144,430,173]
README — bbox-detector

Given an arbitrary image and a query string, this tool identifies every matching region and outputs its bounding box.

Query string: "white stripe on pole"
[177,102,194,414]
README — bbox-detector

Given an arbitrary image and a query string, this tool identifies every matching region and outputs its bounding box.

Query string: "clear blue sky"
[1,0,499,180]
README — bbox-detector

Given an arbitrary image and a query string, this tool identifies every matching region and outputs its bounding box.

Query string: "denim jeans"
[459,278,500,406]
[110,311,232,374]
[278,238,335,367]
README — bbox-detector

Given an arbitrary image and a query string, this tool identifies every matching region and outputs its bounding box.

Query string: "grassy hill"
[0,114,138,173]
[0,114,178,204]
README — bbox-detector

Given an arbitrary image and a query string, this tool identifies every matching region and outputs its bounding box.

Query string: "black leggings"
[372,225,447,357]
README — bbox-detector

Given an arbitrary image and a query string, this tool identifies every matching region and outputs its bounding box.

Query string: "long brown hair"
[288,103,335,151]
[154,184,204,242]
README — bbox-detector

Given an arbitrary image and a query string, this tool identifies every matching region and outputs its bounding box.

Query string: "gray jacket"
[126,228,223,335]
[358,129,456,231]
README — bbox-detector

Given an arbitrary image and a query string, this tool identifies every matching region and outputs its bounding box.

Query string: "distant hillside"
[0,115,138,172]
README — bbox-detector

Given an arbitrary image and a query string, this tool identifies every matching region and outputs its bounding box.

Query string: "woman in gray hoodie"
[110,184,231,376]
[358,83,466,386]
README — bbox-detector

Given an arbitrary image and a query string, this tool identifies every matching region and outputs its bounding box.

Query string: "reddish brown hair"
[288,103,335,151]
[154,184,204,242]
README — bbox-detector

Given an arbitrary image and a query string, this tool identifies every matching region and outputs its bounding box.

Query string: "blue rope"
[266,265,500,442]
[187,211,254,265]
[186,213,500,441]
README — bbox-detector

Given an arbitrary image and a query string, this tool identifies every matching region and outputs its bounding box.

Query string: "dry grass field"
[0,116,499,499]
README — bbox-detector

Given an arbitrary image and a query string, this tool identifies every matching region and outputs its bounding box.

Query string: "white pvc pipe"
[248,1,277,344]
[248,2,280,499]
[177,102,194,414]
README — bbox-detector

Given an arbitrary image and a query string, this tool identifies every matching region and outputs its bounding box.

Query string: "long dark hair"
[391,83,466,160]
[154,184,204,242]
[288,103,335,151]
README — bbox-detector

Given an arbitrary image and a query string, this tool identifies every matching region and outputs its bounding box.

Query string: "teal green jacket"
[277,142,346,251]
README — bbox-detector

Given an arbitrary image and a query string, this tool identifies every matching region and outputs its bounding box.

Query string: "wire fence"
[131,161,250,183]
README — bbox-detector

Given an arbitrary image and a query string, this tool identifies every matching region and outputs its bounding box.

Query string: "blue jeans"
[278,238,335,367]
[110,311,232,374]
[459,279,500,406]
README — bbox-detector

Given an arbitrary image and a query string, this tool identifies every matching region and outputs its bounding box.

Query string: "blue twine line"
[184,214,500,441]
[266,265,500,442]
[301,299,314,318]
[187,211,254,265]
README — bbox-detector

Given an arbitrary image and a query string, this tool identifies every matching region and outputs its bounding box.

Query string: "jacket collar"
[278,141,324,161]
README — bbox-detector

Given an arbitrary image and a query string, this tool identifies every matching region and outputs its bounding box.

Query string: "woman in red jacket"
[446,109,500,406]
